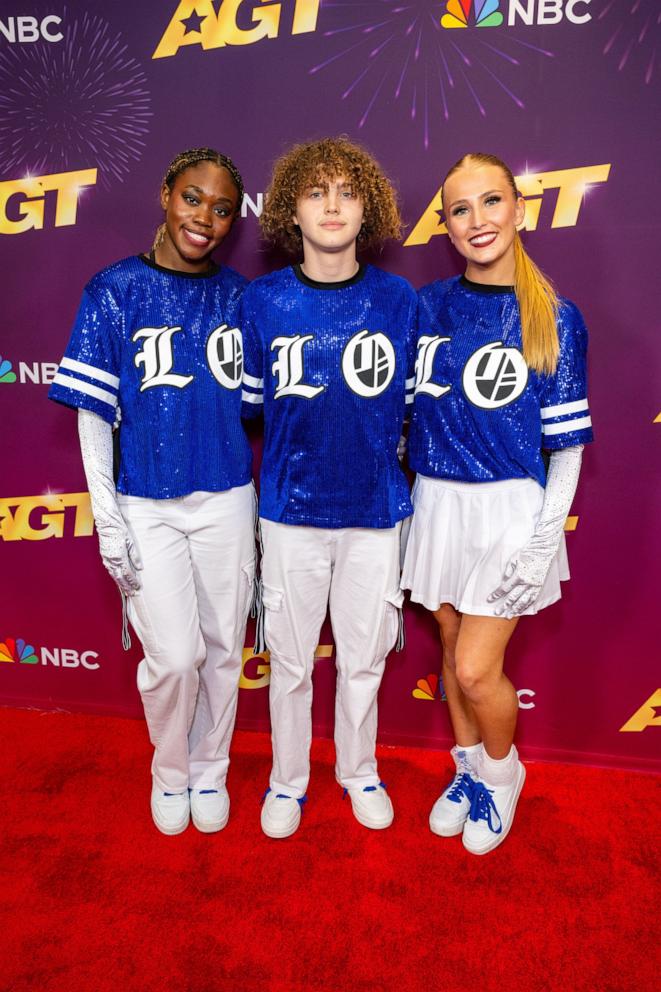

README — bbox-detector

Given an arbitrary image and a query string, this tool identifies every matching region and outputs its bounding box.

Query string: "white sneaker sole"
[151,807,190,836]
[191,807,230,833]
[429,811,468,837]
[261,811,301,839]
[349,797,394,830]
[462,763,526,856]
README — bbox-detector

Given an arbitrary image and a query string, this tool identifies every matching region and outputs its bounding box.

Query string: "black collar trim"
[138,252,220,279]
[293,263,365,290]
[460,274,515,295]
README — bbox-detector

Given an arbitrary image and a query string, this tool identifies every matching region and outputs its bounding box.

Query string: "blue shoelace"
[468,782,503,834]
[446,772,475,805]
[342,781,387,799]
[261,787,307,810]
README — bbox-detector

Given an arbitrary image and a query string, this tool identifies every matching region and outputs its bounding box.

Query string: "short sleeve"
[539,301,594,450]
[48,286,121,425]
[240,291,264,420]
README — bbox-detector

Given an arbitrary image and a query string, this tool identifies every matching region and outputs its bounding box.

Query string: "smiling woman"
[48,147,256,839]
[402,151,594,856]
[153,148,245,272]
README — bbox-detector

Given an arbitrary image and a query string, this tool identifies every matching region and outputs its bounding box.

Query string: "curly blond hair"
[260,137,402,254]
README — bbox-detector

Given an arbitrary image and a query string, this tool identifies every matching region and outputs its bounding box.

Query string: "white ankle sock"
[479,745,519,786]
[453,742,482,777]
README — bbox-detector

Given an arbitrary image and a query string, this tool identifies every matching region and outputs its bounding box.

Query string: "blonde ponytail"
[513,234,559,375]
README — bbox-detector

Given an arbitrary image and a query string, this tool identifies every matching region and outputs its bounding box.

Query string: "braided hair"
[152,147,244,251]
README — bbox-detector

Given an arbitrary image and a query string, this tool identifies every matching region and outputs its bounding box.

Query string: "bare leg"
[453,614,519,759]
[432,603,480,747]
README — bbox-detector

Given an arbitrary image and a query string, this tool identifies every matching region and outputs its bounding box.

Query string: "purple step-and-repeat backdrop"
[1,0,659,770]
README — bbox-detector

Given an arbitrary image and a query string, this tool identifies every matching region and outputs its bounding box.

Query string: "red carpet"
[1,709,658,992]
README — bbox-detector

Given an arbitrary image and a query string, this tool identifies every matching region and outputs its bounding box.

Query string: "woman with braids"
[240,137,417,838]
[402,153,593,854]
[49,148,255,836]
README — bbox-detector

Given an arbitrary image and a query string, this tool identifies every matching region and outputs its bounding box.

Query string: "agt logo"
[413,673,535,709]
[1,637,100,670]
[153,0,321,59]
[0,357,58,385]
[0,169,97,236]
[0,15,63,43]
[405,163,611,247]
[0,493,94,542]
[240,644,332,689]
[620,690,661,733]
[440,0,591,29]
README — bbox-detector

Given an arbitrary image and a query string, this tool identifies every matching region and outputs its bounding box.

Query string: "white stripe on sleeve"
[241,390,263,404]
[541,398,589,420]
[542,415,592,436]
[243,373,264,389]
[52,372,117,409]
[60,356,119,389]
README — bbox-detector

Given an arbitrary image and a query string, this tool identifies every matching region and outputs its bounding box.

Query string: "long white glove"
[487,445,583,618]
[78,409,142,596]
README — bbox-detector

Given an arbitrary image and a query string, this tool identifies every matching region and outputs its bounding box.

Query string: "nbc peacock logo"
[441,0,504,29]
[0,637,38,665]
[0,356,16,384]
[412,674,447,701]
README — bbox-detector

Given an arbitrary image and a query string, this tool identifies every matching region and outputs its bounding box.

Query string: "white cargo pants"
[260,519,404,798]
[118,486,256,793]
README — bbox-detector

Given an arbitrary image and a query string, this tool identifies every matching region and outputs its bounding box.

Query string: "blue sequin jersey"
[409,276,593,486]
[241,265,417,528]
[48,255,252,499]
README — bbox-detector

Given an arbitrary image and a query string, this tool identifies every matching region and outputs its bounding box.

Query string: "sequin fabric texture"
[49,256,252,498]
[409,276,593,485]
[241,264,417,528]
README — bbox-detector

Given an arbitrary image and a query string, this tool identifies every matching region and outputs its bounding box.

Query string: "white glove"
[78,409,142,596]
[487,445,583,618]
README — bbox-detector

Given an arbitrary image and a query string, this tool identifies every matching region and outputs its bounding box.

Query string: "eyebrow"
[446,188,504,209]
[183,184,235,204]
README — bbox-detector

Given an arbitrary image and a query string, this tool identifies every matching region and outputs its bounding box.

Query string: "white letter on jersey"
[414,335,451,398]
[206,324,243,390]
[342,330,395,398]
[462,341,528,409]
[133,326,194,391]
[271,334,324,400]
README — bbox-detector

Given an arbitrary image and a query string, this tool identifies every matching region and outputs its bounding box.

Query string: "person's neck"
[465,258,515,286]
[153,244,212,275]
[300,246,359,283]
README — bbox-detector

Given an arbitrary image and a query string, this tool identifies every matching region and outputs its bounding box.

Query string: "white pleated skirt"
[401,475,570,617]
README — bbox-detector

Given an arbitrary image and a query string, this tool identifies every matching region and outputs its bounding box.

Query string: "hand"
[487,548,553,619]
[97,523,143,596]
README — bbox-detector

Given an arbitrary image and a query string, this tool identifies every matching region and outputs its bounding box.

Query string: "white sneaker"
[462,761,526,855]
[347,784,394,830]
[151,786,190,836]
[429,747,478,837]
[190,788,230,833]
[261,790,305,839]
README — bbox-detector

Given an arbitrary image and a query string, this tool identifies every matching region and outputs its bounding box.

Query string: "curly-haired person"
[241,137,417,838]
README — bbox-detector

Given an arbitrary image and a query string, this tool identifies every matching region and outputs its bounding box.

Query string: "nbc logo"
[0,356,16,383]
[0,636,101,670]
[412,673,535,709]
[0,638,38,665]
[412,674,447,701]
[441,0,503,29]
[440,0,591,29]
[0,356,60,385]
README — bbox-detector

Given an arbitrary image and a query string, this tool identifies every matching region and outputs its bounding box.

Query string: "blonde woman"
[402,153,593,854]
